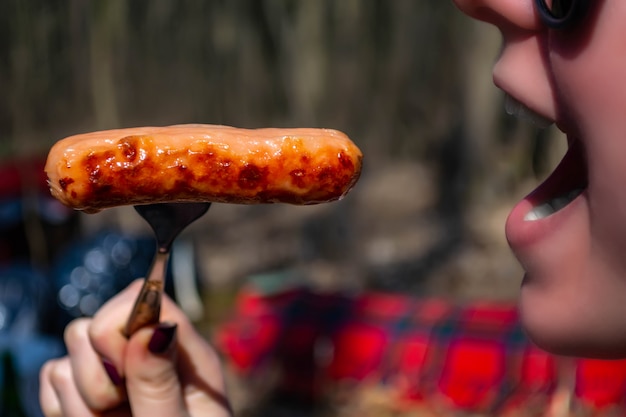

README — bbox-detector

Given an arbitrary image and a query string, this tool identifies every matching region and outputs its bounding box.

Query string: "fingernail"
[102,358,122,386]
[148,322,177,354]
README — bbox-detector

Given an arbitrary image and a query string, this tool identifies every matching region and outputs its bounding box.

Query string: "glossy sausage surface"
[45,124,363,213]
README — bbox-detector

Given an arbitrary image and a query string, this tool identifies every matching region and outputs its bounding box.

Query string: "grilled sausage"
[45,124,363,213]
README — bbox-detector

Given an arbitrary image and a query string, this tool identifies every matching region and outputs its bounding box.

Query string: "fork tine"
[134,202,211,252]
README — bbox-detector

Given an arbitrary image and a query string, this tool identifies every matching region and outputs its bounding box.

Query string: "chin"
[519,280,626,360]
[523,331,626,360]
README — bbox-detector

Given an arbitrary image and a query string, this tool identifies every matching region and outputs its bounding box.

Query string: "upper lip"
[494,73,558,128]
[503,92,555,129]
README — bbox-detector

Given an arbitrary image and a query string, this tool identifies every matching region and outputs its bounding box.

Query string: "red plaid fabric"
[217,288,298,371]
[216,285,626,414]
[498,344,557,414]
[574,358,626,409]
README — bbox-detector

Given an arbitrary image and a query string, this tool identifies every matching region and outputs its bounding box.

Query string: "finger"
[64,317,126,411]
[44,357,99,417]
[40,360,63,417]
[88,279,188,374]
[91,280,230,415]
[88,279,145,370]
[124,295,230,416]
[124,323,187,416]
[158,296,231,416]
[173,314,232,417]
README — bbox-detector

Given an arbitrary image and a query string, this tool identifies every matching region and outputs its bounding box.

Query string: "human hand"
[39,280,231,417]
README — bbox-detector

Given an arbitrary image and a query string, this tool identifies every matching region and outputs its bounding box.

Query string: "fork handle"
[123,252,169,338]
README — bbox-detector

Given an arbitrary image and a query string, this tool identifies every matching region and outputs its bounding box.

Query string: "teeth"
[524,188,584,221]
[505,94,553,129]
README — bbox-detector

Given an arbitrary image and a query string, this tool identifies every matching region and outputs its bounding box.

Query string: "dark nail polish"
[102,358,122,386]
[148,322,177,354]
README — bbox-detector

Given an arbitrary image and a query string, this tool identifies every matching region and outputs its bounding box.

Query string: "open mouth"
[523,137,587,221]
[504,94,588,222]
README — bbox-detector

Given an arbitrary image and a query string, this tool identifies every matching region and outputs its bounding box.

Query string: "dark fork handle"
[125,202,211,337]
[123,251,168,338]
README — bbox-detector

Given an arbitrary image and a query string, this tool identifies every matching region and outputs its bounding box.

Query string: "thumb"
[124,322,186,416]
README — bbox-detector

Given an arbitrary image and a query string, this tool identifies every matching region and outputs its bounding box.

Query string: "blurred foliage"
[0,1,473,156]
[0,0,561,184]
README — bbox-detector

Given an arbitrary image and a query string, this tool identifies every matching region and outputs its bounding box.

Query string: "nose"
[452,0,558,137]
[452,0,543,32]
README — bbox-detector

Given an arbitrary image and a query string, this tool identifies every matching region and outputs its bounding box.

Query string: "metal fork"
[123,202,211,337]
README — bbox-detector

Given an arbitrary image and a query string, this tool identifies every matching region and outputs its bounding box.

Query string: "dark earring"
[534,0,590,29]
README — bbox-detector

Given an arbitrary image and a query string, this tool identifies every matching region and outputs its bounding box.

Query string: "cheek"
[549,57,621,139]
[548,5,626,135]
[588,177,626,284]
[550,62,626,282]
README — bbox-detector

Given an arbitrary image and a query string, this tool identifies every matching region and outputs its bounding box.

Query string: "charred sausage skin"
[45,124,363,213]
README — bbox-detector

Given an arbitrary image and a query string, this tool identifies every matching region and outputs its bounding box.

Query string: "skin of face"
[452,0,626,359]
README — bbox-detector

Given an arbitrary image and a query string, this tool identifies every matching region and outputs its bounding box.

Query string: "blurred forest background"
[0,1,578,415]
[0,0,567,304]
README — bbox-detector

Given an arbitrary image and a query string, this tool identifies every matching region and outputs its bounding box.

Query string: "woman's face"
[452,0,626,358]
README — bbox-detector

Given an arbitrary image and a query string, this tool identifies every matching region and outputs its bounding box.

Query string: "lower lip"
[505,140,587,249]
[505,191,585,249]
